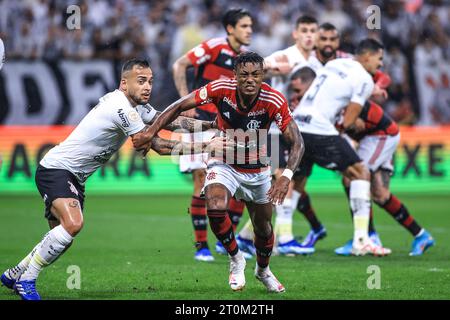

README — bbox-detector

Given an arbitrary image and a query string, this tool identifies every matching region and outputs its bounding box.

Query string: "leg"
[273,168,296,245]
[247,201,285,293]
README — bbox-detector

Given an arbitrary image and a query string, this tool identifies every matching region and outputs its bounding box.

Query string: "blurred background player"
[135,51,304,293]
[236,15,319,256]
[172,8,252,261]
[335,99,435,256]
[293,39,392,256]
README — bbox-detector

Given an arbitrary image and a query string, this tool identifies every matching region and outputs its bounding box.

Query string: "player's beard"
[130,92,149,106]
[320,46,335,59]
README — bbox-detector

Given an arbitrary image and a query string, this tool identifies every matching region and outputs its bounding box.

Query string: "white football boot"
[228,251,246,291]
[351,237,392,256]
[254,264,285,293]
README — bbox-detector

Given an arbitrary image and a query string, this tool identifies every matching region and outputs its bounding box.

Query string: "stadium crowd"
[0,0,449,124]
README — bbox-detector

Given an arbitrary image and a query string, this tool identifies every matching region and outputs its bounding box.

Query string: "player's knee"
[205,196,227,211]
[63,218,84,237]
[253,220,272,239]
[371,187,390,205]
[351,162,370,180]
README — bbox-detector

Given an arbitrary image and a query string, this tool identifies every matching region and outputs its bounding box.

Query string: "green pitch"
[0,194,449,300]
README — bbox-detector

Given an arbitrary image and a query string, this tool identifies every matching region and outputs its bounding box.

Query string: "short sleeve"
[350,73,374,106]
[112,106,145,136]
[273,97,293,132]
[138,104,158,124]
[194,80,224,106]
[186,41,213,67]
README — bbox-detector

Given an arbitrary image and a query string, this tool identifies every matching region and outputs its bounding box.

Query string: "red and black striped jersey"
[194,79,293,172]
[187,37,243,119]
[356,101,399,139]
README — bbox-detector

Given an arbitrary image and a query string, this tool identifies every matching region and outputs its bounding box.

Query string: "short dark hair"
[355,38,384,55]
[319,22,337,32]
[295,15,318,27]
[121,58,150,77]
[291,66,316,83]
[222,8,251,32]
[234,51,264,71]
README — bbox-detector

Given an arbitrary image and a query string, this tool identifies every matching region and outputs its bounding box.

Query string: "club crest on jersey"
[247,119,261,131]
[199,87,208,100]
[128,110,140,122]
[68,181,79,196]
[117,109,129,127]
[206,171,217,181]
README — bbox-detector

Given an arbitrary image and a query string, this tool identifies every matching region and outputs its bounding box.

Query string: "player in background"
[236,15,319,256]
[293,39,392,256]
[0,37,5,71]
[0,59,232,300]
[172,8,253,261]
[134,52,304,293]
[334,103,435,256]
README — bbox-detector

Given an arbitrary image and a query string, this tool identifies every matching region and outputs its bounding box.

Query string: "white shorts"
[179,130,216,173]
[357,133,400,172]
[203,160,272,204]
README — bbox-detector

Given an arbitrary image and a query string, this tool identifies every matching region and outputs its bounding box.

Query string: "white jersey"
[293,58,374,136]
[265,45,316,97]
[40,89,158,184]
[0,38,5,70]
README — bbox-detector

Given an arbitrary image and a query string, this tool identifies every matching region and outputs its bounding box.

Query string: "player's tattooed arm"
[173,55,198,118]
[132,92,199,155]
[343,102,363,132]
[267,120,304,205]
[146,111,215,132]
[150,136,233,156]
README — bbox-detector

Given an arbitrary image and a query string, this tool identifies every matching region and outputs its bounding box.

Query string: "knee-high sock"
[254,232,275,269]
[207,209,238,256]
[297,192,322,232]
[344,186,376,233]
[228,198,245,232]
[377,194,422,236]
[238,218,254,241]
[274,198,295,244]
[20,225,73,281]
[350,180,371,243]
[190,196,208,249]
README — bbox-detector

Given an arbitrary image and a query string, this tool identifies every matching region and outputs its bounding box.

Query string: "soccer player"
[292,38,392,256]
[134,52,304,293]
[0,59,231,300]
[236,15,318,256]
[0,37,5,70]
[172,8,253,261]
[334,100,435,256]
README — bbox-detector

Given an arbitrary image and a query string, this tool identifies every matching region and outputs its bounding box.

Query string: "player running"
[134,52,304,293]
[172,8,253,261]
[0,59,232,300]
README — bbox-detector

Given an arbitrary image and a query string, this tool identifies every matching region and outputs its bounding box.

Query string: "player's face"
[288,78,312,110]
[126,66,153,105]
[230,16,253,46]
[235,62,264,97]
[293,23,318,51]
[317,29,339,58]
[365,49,384,75]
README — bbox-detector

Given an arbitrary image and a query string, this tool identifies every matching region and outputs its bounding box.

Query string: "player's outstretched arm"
[131,92,198,155]
[342,102,363,133]
[267,120,304,205]
[146,111,216,132]
[150,136,234,156]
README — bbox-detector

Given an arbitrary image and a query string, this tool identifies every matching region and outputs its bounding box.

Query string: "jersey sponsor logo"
[206,171,217,180]
[199,87,208,100]
[248,109,266,117]
[117,109,130,127]
[128,110,140,122]
[68,180,79,196]
[223,96,237,110]
[247,119,261,131]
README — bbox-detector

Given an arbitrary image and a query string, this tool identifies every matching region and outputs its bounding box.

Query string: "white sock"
[238,219,254,241]
[7,242,42,280]
[274,198,295,244]
[290,190,301,211]
[20,225,73,281]
[350,180,371,245]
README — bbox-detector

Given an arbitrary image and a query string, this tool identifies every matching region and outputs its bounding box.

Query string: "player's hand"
[206,137,235,155]
[180,109,198,119]
[132,126,154,157]
[372,84,388,100]
[267,176,290,205]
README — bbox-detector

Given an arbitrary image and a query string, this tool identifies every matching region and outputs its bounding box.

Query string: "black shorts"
[35,165,85,221]
[296,133,361,177]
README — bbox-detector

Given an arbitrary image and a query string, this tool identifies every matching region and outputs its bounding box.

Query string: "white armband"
[281,168,294,180]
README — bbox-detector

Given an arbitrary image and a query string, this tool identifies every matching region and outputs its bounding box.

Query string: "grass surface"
[0,194,449,300]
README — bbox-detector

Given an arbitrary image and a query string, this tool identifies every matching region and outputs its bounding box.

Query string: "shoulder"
[205,37,227,49]
[208,79,237,91]
[260,83,288,109]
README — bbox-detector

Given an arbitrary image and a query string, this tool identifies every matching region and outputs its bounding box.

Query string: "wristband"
[281,169,294,180]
